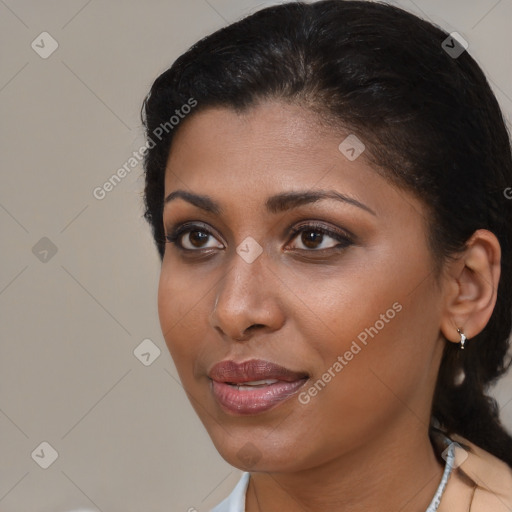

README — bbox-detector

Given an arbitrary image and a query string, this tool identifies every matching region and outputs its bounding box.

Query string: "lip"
[208,359,309,415]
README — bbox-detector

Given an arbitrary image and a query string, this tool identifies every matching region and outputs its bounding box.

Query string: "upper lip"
[208,359,308,384]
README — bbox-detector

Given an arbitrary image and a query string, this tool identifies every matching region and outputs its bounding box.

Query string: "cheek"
[285,258,404,357]
[157,268,194,360]
[293,248,441,404]
[157,269,178,340]
[157,266,214,379]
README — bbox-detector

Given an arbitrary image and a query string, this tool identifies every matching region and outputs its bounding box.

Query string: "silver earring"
[457,328,466,350]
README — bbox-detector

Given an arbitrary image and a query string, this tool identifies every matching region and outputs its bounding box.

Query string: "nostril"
[240,324,265,337]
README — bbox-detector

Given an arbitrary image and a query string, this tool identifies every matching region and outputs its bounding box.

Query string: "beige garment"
[439,434,512,511]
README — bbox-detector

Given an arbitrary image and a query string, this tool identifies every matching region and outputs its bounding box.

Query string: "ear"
[439,229,501,346]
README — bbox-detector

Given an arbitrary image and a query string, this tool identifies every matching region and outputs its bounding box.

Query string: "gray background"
[1,0,511,510]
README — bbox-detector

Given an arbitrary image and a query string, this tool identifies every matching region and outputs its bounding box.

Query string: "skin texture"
[157,101,501,511]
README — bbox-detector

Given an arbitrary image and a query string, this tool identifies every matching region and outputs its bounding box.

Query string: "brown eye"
[300,230,325,249]
[287,223,353,251]
[187,230,210,248]
[165,223,224,251]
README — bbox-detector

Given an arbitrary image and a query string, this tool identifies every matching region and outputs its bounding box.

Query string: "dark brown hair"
[141,0,512,465]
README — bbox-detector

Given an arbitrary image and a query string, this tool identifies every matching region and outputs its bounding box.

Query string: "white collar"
[210,472,249,512]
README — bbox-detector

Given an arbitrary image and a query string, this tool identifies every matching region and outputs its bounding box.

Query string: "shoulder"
[440,434,512,512]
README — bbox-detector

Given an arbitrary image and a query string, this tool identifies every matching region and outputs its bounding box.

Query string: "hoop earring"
[457,328,466,350]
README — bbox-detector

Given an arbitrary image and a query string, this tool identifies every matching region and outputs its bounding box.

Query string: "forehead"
[169,101,333,159]
[166,101,367,186]
[162,100,424,225]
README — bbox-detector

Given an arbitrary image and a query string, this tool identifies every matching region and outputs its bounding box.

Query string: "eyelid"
[165,221,225,249]
[165,218,355,254]
[287,220,354,241]
[285,221,354,250]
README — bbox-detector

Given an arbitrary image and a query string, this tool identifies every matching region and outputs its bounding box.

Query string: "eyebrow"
[164,189,376,216]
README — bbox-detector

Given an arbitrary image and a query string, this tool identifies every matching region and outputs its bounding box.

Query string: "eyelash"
[287,222,354,251]
[165,221,354,254]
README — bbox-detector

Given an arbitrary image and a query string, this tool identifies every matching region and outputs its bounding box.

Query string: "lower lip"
[210,378,308,415]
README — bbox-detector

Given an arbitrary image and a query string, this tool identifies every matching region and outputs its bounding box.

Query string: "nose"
[209,251,285,342]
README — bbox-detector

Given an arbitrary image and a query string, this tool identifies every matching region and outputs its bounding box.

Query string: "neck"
[246,425,444,512]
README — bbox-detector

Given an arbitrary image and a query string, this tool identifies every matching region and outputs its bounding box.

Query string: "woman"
[141,1,512,510]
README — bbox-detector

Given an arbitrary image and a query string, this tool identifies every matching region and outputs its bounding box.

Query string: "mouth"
[208,359,309,415]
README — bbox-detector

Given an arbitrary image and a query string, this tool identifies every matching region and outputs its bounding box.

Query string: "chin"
[208,428,310,473]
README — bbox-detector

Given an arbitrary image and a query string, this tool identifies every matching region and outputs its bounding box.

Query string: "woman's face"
[158,100,447,472]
